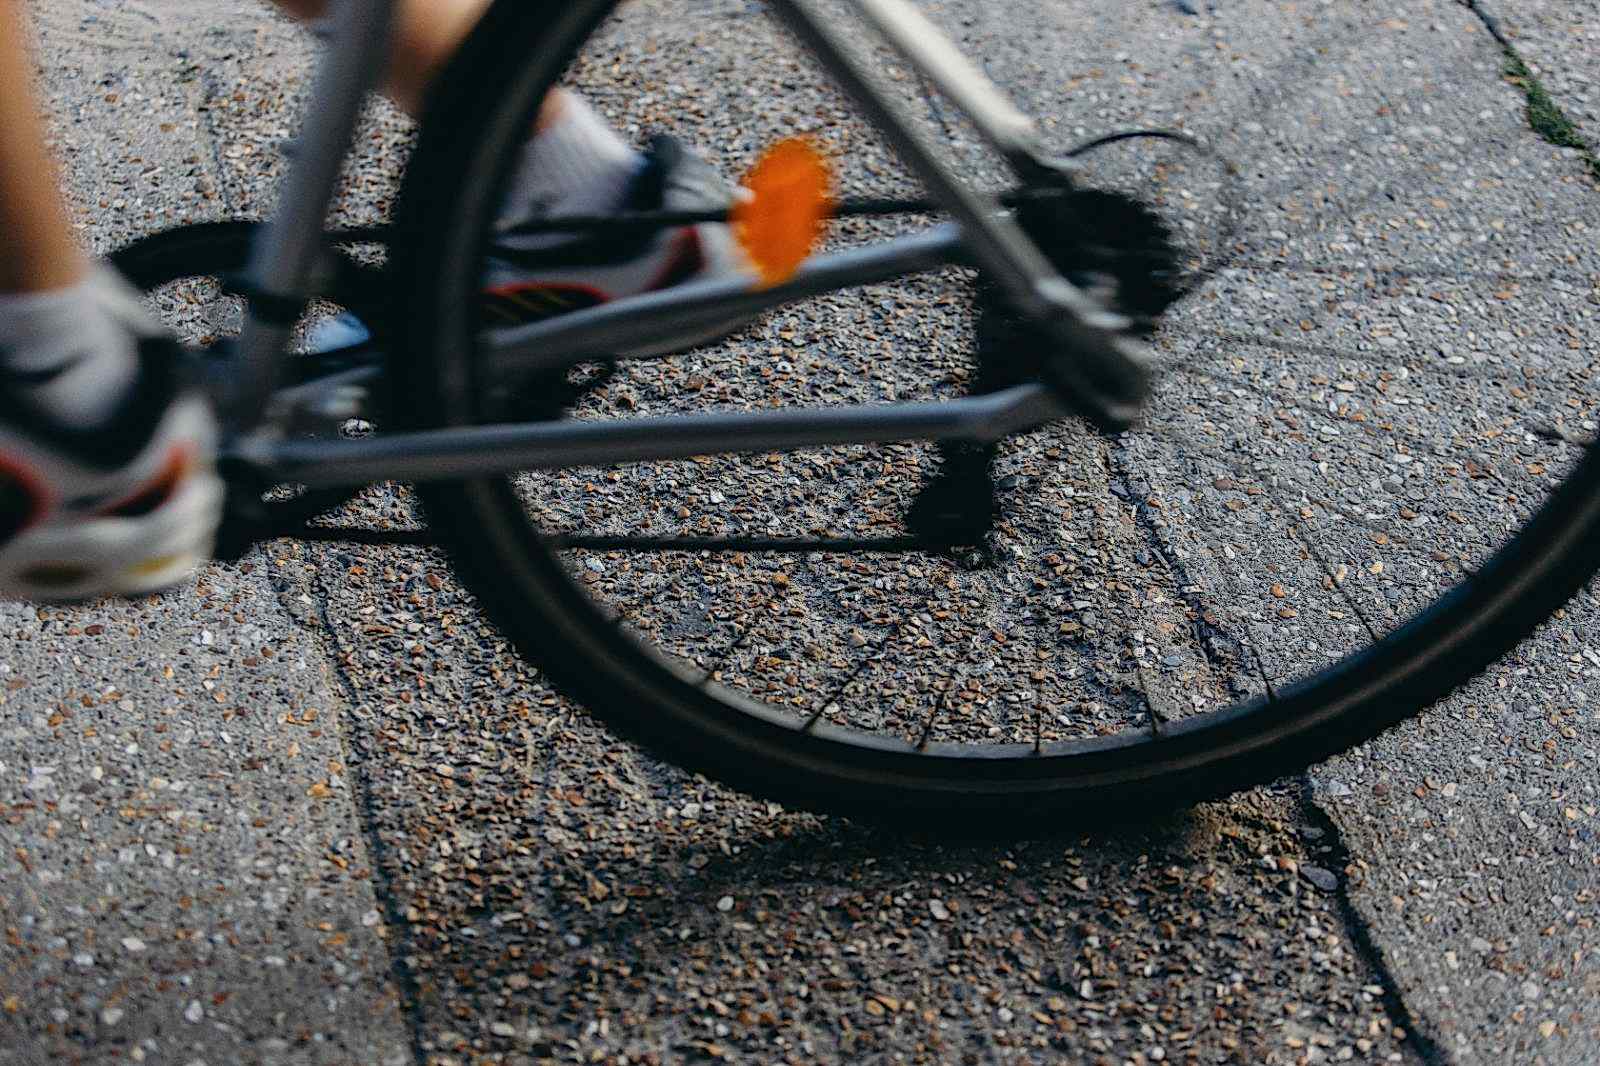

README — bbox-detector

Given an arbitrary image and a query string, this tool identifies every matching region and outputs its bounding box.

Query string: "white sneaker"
[0,276,221,601]
[482,135,753,340]
[310,136,756,355]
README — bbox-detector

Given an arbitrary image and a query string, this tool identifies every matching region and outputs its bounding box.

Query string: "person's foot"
[310,134,756,354]
[0,268,221,600]
[479,134,752,334]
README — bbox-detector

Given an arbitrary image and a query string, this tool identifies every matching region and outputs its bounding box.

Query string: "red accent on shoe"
[646,229,706,293]
[482,281,611,303]
[0,454,53,544]
[98,444,193,520]
[481,281,611,325]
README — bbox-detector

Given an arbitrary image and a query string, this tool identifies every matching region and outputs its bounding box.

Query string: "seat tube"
[225,0,397,427]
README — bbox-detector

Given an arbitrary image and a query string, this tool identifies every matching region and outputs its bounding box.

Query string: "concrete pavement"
[2,1,1598,1064]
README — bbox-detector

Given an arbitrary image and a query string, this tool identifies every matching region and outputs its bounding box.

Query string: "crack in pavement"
[1115,413,1453,1065]
[1116,433,1446,1064]
[1458,0,1600,183]
[1295,5,1600,1062]
[1298,778,1451,1065]
[266,551,430,1065]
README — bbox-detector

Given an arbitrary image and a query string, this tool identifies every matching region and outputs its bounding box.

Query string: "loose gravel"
[5,0,1600,1063]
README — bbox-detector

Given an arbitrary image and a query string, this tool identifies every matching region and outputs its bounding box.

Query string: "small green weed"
[1501,53,1600,183]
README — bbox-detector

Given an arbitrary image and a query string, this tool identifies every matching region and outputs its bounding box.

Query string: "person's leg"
[0,16,85,292]
[0,13,133,424]
[272,0,630,235]
[0,9,221,600]
[279,0,753,352]
[272,0,559,127]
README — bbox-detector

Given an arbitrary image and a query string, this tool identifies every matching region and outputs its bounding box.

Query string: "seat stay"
[770,0,1150,428]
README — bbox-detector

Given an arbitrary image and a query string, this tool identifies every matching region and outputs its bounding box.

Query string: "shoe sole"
[0,467,222,601]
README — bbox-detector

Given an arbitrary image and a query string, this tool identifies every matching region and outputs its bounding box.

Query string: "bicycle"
[107,0,1600,829]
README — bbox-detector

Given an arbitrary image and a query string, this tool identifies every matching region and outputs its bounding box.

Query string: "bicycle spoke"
[1145,366,1573,551]
[294,524,433,548]
[695,626,755,689]
[546,534,942,553]
[1288,520,1381,645]
[1132,426,1389,544]
[914,678,956,751]
[803,651,878,733]
[1167,363,1444,469]
[1207,252,1588,291]
[1166,327,1518,381]
[1236,453,1393,643]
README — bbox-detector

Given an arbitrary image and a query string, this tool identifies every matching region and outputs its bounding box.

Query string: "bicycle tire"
[388,0,1600,827]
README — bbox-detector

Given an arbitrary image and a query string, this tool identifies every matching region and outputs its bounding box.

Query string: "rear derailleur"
[906,177,1185,555]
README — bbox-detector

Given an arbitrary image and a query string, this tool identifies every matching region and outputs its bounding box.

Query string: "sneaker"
[310,135,756,354]
[0,277,221,601]
[483,135,753,339]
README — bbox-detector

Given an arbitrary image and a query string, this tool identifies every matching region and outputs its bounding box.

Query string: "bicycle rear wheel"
[390,0,1600,827]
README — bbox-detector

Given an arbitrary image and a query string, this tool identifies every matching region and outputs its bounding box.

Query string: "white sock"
[0,268,140,427]
[498,93,643,247]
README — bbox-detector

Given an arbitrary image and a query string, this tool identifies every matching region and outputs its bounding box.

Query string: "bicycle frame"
[224,0,1149,492]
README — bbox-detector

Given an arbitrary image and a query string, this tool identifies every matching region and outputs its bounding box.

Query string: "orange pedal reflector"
[732,137,835,288]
